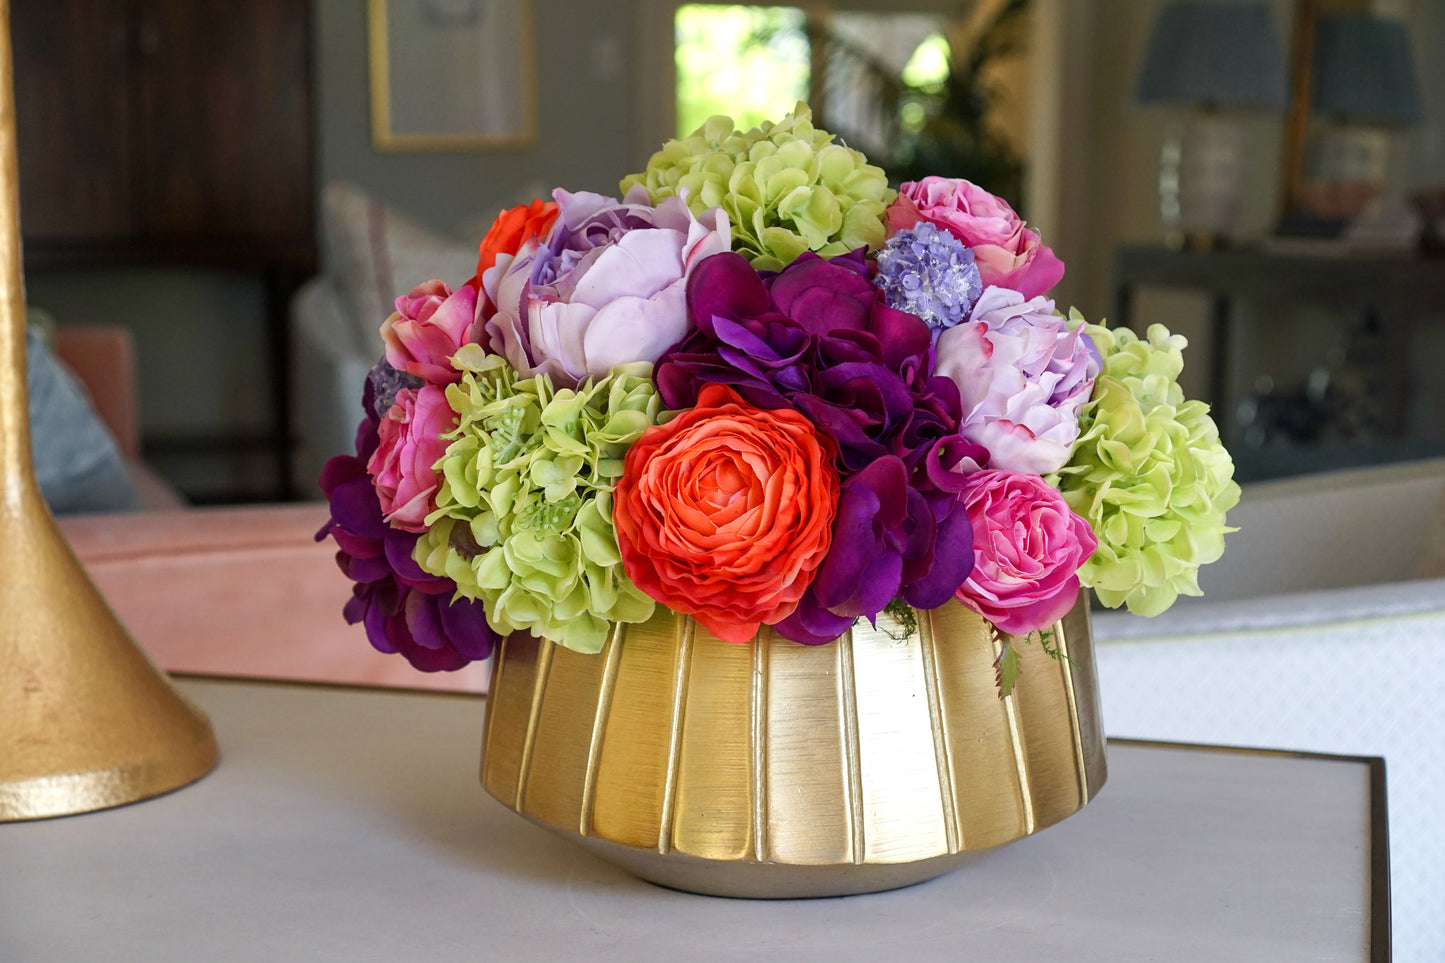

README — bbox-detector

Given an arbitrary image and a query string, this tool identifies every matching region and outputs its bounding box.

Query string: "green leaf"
[995,642,1020,699]
[1036,628,1075,667]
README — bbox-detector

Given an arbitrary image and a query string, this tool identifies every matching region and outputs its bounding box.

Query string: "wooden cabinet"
[15,0,314,259]
[12,0,135,243]
[13,0,316,499]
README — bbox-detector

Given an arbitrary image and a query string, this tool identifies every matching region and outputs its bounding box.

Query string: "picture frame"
[368,0,538,151]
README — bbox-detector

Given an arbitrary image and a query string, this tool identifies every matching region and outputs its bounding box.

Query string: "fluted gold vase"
[482,596,1106,898]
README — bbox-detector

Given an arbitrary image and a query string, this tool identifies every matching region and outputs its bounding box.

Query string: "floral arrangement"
[319,105,1239,692]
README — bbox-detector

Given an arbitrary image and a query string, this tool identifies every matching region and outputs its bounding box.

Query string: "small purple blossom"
[874,221,981,334]
[366,358,423,422]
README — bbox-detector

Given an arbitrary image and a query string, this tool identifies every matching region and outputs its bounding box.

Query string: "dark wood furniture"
[1113,244,1445,451]
[13,0,315,500]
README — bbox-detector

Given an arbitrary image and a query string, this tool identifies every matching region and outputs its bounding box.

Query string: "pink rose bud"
[366,384,455,532]
[886,177,1064,300]
[380,279,478,385]
[953,470,1098,636]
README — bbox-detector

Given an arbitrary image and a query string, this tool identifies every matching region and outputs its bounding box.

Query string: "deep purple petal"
[772,594,855,646]
[687,251,771,336]
[437,595,500,661]
[901,507,975,609]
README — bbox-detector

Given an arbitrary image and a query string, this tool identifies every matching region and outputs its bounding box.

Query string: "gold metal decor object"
[482,597,1106,898]
[0,0,217,821]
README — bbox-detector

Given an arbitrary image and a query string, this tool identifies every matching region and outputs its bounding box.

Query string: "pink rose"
[886,177,1064,299]
[380,280,478,384]
[366,384,454,531]
[953,470,1097,636]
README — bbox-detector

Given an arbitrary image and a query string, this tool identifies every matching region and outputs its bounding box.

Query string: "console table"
[0,678,1388,961]
[1113,244,1445,448]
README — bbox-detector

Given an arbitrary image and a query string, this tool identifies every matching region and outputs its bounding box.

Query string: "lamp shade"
[1135,1,1287,109]
[1312,14,1423,127]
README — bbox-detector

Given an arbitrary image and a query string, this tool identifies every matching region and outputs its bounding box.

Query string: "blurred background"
[14,0,1445,506]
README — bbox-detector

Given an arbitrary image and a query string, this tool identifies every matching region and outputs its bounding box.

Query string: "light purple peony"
[934,286,1100,475]
[483,186,731,387]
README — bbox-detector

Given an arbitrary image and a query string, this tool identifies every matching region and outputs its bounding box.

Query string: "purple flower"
[935,287,1101,475]
[775,440,987,645]
[657,250,988,641]
[659,250,963,474]
[316,389,498,672]
[366,359,423,422]
[874,221,982,334]
[483,187,730,388]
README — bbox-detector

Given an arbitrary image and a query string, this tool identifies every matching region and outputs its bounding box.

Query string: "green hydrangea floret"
[414,344,662,654]
[1051,315,1240,617]
[620,103,894,272]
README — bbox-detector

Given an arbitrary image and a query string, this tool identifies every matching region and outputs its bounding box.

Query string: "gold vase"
[481,596,1105,898]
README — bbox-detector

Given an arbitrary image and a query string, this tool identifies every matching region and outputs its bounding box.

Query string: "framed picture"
[368,0,538,151]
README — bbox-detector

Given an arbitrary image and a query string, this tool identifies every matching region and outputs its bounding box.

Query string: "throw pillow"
[322,183,480,356]
[27,326,140,515]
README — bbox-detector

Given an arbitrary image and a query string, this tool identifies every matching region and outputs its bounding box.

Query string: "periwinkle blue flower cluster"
[366,359,423,421]
[874,221,982,334]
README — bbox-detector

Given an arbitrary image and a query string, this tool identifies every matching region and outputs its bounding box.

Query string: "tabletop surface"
[1,678,1385,962]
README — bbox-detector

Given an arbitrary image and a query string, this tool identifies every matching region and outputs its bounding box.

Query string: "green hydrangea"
[414,345,662,654]
[1052,316,1240,617]
[620,103,894,272]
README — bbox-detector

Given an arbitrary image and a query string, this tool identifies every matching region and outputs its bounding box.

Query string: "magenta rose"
[366,384,454,532]
[953,470,1097,636]
[380,280,478,384]
[886,177,1064,300]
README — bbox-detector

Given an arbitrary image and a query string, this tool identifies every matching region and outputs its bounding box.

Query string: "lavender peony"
[483,186,731,388]
[934,286,1100,475]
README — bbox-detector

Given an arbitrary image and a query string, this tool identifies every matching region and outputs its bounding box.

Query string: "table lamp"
[0,0,218,821]
[1135,1,1288,248]
[1287,12,1423,234]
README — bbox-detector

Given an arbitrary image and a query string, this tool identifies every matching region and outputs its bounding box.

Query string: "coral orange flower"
[613,384,839,643]
[471,197,559,284]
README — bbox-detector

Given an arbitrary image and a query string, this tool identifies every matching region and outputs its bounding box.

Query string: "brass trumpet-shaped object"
[482,597,1106,898]
[0,0,217,821]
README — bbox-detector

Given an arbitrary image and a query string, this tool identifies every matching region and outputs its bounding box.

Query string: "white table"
[0,679,1388,961]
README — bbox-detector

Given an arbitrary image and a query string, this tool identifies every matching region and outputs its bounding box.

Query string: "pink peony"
[380,280,479,384]
[954,470,1097,636]
[366,384,454,532]
[934,286,1100,475]
[484,187,731,388]
[886,177,1064,299]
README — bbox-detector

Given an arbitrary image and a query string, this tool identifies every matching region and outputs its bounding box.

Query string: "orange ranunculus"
[471,198,559,285]
[613,384,839,643]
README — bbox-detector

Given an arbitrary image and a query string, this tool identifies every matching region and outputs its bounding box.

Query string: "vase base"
[561,827,989,899]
